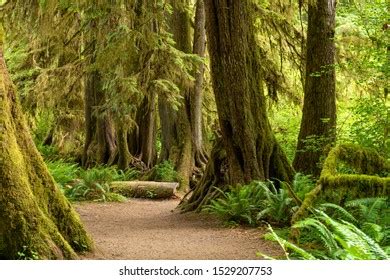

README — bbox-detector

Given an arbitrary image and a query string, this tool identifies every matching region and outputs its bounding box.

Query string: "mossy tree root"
[291,144,390,224]
[179,138,228,212]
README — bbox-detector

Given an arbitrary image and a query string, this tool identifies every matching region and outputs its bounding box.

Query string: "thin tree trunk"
[190,0,208,169]
[293,0,337,176]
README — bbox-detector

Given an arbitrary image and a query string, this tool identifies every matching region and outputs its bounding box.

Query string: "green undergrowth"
[319,144,390,204]
[261,198,390,260]
[46,159,139,202]
[143,160,178,182]
[203,173,316,226]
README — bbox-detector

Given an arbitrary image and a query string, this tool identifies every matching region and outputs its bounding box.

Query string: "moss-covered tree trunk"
[204,0,293,185]
[82,24,116,168]
[293,0,337,176]
[158,0,194,191]
[128,92,157,169]
[181,0,294,211]
[0,26,93,259]
[82,70,116,167]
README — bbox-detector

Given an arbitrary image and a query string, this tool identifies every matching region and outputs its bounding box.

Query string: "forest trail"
[76,199,281,260]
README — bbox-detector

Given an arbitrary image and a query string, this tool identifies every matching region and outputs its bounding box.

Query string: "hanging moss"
[291,144,389,224]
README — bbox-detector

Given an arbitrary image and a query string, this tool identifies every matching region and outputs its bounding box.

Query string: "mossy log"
[292,144,390,223]
[0,29,93,259]
[110,181,178,199]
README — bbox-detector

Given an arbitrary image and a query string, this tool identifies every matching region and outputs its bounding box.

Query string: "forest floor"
[76,198,282,260]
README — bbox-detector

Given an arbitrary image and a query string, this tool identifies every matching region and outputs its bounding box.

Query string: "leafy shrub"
[37,143,60,161]
[291,173,316,201]
[153,161,178,182]
[346,96,390,158]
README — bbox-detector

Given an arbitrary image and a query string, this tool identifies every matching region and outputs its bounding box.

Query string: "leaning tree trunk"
[293,0,337,176]
[181,0,294,211]
[0,26,93,259]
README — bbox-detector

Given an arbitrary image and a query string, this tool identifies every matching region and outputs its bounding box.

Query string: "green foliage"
[263,210,389,260]
[291,173,316,201]
[64,167,126,202]
[204,183,265,226]
[204,175,315,226]
[256,182,294,225]
[46,161,136,202]
[153,161,178,182]
[46,159,79,187]
[17,246,40,260]
[346,97,390,158]
[36,144,60,161]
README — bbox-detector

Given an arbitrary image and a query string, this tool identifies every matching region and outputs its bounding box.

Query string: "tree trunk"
[190,0,208,169]
[158,0,194,191]
[0,27,93,259]
[82,70,116,167]
[203,0,293,185]
[82,26,116,168]
[128,88,157,169]
[293,0,337,176]
[180,0,294,211]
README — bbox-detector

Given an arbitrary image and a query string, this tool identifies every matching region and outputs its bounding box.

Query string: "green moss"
[319,144,390,204]
[0,43,93,259]
[291,144,389,224]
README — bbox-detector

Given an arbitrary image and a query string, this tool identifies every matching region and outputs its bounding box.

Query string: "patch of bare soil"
[76,199,282,260]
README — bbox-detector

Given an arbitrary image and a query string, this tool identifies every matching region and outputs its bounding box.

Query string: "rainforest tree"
[181,0,295,211]
[293,0,337,175]
[0,20,92,259]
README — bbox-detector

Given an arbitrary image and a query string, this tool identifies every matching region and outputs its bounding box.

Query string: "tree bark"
[203,0,293,185]
[0,27,93,259]
[82,25,116,168]
[158,0,194,191]
[293,0,337,176]
[82,70,116,167]
[190,0,208,169]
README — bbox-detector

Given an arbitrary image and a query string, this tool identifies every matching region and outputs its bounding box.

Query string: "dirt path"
[76,199,281,260]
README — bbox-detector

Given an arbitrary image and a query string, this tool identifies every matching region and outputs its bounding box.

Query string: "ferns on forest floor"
[46,160,139,202]
[261,209,389,260]
[203,173,316,226]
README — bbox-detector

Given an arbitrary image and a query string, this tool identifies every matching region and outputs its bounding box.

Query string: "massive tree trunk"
[181,0,294,211]
[204,0,293,185]
[0,26,93,259]
[293,0,337,176]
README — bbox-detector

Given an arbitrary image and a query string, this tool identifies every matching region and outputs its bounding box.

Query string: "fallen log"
[110,181,178,199]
